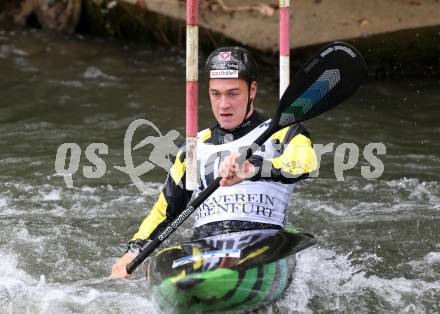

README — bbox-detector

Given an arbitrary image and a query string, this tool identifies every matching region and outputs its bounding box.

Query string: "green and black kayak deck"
[146,228,316,313]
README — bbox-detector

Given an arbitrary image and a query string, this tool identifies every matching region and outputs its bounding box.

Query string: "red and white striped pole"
[279,0,290,98]
[186,0,198,190]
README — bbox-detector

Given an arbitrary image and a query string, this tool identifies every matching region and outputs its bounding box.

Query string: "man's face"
[209,79,257,130]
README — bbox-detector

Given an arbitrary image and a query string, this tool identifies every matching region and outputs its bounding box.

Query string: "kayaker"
[111,46,317,278]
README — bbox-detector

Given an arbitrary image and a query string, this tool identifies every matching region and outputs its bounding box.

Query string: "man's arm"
[219,124,317,187]
[219,124,318,186]
[111,149,192,278]
[249,124,318,184]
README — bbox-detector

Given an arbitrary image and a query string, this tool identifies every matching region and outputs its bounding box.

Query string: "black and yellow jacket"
[130,111,317,245]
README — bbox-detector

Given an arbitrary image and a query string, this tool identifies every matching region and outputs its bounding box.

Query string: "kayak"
[146,227,316,313]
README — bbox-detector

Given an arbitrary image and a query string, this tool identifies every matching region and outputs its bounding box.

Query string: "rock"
[13,0,82,33]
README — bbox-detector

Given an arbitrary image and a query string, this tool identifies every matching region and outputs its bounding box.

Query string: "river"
[0,27,439,313]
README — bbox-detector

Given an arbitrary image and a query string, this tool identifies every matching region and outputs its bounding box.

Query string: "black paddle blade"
[275,42,367,129]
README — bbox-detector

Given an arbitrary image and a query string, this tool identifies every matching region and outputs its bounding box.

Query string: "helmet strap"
[240,82,253,125]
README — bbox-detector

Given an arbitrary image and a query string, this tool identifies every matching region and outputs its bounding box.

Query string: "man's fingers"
[111,265,128,278]
[219,152,250,184]
[111,252,135,279]
[228,161,236,176]
[220,177,232,187]
[220,154,237,178]
[218,153,256,186]
[219,161,231,178]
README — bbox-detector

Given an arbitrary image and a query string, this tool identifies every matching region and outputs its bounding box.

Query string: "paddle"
[126,41,367,274]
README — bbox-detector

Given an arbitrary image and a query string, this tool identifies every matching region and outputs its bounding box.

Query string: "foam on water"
[0,251,154,314]
[405,252,440,281]
[49,80,85,88]
[83,66,117,81]
[399,179,440,206]
[275,247,440,313]
[0,45,28,58]
[292,177,439,220]
[291,199,347,217]
[0,179,155,218]
[41,189,62,201]
[0,196,7,208]
[1,28,438,313]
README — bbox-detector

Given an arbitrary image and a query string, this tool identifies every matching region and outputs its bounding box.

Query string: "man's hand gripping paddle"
[126,41,368,274]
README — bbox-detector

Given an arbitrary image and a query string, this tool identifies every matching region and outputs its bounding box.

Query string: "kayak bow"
[146,228,316,313]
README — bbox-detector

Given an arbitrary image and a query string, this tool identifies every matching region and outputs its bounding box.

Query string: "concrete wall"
[137,0,440,50]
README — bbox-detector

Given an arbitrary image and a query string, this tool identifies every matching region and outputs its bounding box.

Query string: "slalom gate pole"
[186,0,198,190]
[279,0,290,98]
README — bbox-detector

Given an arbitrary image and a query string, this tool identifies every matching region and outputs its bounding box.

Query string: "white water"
[1,27,439,313]
[1,175,439,313]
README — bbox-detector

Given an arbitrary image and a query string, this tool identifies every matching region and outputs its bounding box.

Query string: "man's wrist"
[126,239,148,255]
